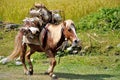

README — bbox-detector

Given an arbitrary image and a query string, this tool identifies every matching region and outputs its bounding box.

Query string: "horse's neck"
[47,24,63,46]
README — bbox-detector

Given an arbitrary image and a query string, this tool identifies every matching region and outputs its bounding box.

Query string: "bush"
[76,7,120,30]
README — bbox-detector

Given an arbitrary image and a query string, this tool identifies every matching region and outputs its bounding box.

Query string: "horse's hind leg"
[25,50,35,75]
[20,43,28,75]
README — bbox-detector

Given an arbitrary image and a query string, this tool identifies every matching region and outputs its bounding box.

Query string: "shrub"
[76,7,120,30]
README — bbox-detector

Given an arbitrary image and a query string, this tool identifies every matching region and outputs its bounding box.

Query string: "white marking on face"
[71,25,77,38]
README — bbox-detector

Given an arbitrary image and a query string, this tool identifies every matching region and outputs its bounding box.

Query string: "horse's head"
[62,20,81,51]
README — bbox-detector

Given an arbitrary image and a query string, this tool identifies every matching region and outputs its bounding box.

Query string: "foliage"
[76,7,120,30]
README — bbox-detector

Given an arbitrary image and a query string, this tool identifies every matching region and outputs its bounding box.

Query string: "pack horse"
[0,4,81,79]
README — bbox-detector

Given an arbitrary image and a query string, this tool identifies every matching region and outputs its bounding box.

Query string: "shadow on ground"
[55,72,115,80]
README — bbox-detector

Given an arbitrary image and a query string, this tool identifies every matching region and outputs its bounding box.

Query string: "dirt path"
[0,71,51,80]
[0,64,52,80]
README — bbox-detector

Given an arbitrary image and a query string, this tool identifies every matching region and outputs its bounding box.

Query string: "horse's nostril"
[74,39,80,43]
[74,40,78,43]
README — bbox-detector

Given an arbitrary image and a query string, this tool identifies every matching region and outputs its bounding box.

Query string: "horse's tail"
[0,31,23,64]
[8,31,23,60]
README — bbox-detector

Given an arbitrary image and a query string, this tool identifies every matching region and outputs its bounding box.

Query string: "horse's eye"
[42,13,44,16]
[68,28,72,32]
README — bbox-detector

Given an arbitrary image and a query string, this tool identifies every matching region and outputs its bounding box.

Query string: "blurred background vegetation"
[0,0,120,23]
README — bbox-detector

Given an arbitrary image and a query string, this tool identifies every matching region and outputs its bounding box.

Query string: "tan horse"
[1,20,80,79]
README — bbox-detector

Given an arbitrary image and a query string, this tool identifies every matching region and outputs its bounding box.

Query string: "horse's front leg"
[48,57,57,78]
[25,50,35,75]
[20,43,28,75]
[45,50,57,79]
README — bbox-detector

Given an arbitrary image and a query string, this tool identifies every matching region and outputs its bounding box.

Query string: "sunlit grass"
[0,0,120,23]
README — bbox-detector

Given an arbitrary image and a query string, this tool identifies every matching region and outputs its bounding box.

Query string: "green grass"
[77,29,120,56]
[0,55,120,80]
[0,29,17,56]
[0,0,120,23]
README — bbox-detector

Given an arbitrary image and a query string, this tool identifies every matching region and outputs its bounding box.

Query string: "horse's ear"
[63,21,66,27]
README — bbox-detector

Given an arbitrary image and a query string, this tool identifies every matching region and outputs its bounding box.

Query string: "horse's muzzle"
[66,39,80,51]
[74,39,80,44]
[72,39,80,47]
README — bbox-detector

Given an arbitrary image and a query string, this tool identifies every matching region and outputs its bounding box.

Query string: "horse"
[2,19,80,79]
[0,4,80,79]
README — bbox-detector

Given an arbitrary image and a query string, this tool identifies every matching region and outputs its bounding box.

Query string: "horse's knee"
[50,59,56,66]
[52,59,56,66]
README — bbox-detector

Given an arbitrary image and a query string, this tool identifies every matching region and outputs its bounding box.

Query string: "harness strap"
[40,23,50,48]
[61,38,68,51]
[58,38,68,64]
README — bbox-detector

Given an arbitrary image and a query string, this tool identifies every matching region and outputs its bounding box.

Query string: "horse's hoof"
[51,74,58,80]
[24,71,30,75]
[29,69,33,75]
[29,71,33,75]
[24,71,33,75]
